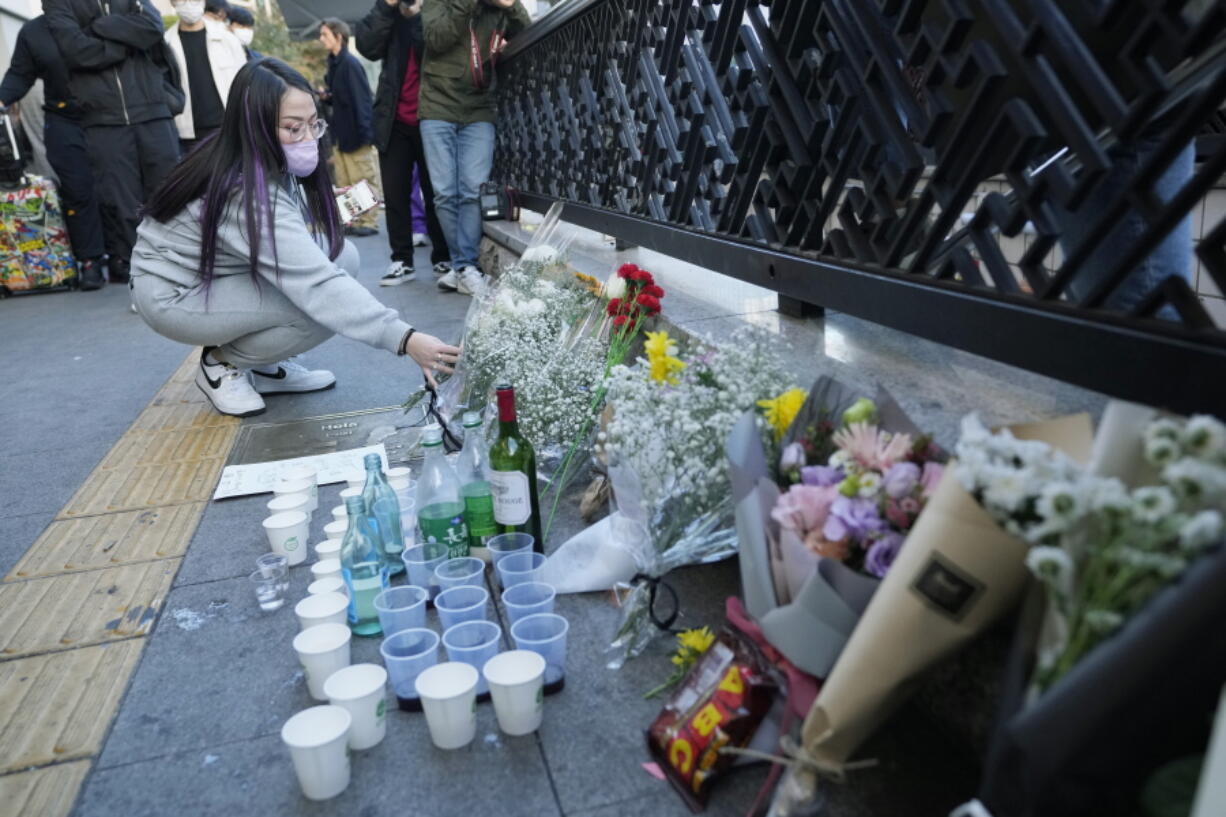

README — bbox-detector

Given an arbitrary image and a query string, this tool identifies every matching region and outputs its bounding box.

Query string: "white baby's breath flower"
[1131,486,1177,523]
[520,244,559,264]
[1178,510,1223,552]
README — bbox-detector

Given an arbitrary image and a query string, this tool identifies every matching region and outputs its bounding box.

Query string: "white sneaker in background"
[432,262,452,276]
[437,269,459,291]
[412,233,428,246]
[195,349,266,417]
[380,260,417,286]
[456,265,487,297]
[251,358,337,395]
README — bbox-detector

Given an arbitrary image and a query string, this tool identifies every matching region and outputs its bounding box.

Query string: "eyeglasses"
[280,119,327,142]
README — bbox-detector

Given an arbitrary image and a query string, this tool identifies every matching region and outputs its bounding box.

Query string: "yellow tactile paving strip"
[7,503,205,580]
[0,560,179,658]
[0,760,90,817]
[0,348,239,814]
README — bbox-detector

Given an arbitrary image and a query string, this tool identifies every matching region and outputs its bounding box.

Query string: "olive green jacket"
[420,0,532,124]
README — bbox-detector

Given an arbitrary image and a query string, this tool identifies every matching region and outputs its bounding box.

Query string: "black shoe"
[109,257,130,284]
[79,257,104,291]
[344,226,377,237]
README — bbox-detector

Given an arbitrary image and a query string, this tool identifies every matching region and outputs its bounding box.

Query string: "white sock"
[251,362,281,375]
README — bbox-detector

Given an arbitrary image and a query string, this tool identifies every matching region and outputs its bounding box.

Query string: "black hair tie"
[632,573,681,633]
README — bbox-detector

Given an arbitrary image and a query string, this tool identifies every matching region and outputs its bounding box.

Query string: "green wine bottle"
[415,423,470,559]
[456,410,497,560]
[488,384,543,552]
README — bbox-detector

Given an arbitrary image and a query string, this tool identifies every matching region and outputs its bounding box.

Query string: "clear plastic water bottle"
[415,424,470,559]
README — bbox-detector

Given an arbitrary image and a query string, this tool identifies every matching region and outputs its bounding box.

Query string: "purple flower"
[801,465,844,487]
[822,496,884,542]
[865,532,904,578]
[883,462,920,499]
[779,442,806,473]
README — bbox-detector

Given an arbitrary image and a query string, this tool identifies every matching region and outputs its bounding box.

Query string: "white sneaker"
[251,359,337,395]
[438,269,459,291]
[195,349,265,417]
[433,262,452,276]
[456,265,487,297]
[380,260,417,286]
[412,232,428,246]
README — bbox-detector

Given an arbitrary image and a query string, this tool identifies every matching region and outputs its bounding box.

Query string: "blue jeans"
[420,120,496,270]
[1057,134,1194,318]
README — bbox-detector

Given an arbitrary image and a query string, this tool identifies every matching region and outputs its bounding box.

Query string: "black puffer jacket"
[43,0,181,128]
[354,0,424,154]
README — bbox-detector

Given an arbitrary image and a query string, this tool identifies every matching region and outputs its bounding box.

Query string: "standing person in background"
[226,6,260,60]
[318,18,381,239]
[420,0,530,297]
[43,0,182,286]
[166,0,247,154]
[204,0,228,24]
[355,0,450,287]
[0,15,108,290]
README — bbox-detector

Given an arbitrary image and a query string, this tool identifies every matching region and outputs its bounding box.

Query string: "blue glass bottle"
[340,495,388,637]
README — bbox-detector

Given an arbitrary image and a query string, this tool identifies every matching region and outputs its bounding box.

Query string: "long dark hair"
[144,58,343,287]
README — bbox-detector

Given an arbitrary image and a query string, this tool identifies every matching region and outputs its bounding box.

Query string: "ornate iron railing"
[491,0,1226,415]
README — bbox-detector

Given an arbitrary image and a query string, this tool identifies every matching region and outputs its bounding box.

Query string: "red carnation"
[635,293,661,315]
[617,263,639,280]
[644,284,665,298]
[606,298,622,316]
[612,314,629,328]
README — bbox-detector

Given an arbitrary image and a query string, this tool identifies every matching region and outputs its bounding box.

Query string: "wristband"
[398,327,417,356]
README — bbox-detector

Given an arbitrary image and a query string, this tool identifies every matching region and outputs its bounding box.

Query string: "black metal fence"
[491,0,1226,415]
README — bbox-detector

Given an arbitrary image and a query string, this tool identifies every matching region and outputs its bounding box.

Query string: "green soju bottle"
[361,452,404,575]
[415,423,470,559]
[488,384,543,551]
[456,410,497,560]
[340,495,388,637]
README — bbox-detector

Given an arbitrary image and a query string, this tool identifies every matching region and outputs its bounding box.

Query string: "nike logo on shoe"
[201,356,223,389]
[252,367,288,380]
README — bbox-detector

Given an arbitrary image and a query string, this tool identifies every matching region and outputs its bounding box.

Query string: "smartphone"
[335,179,379,225]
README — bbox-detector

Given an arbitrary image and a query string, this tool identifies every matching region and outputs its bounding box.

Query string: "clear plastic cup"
[323,663,388,751]
[255,552,289,594]
[435,585,489,630]
[293,621,352,700]
[402,542,448,599]
[295,592,349,632]
[434,557,485,592]
[442,620,502,695]
[372,585,428,636]
[488,533,534,571]
[263,511,310,566]
[483,650,546,736]
[511,613,569,694]
[497,551,546,589]
[380,628,439,711]
[315,539,342,561]
[281,705,351,800]
[249,570,285,611]
[501,582,555,626]
[415,662,479,750]
[268,492,313,524]
[308,576,347,597]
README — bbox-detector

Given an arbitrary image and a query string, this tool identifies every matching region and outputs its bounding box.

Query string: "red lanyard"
[469,25,504,90]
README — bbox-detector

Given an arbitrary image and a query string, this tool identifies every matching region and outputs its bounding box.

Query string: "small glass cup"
[255,553,289,594]
[250,569,285,611]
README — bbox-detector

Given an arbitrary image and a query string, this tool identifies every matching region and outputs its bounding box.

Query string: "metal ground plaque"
[225,407,427,467]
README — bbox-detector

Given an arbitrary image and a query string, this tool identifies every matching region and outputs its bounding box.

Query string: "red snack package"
[646,629,778,812]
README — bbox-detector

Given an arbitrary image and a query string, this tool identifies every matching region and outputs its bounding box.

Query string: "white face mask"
[233,27,254,46]
[174,1,205,25]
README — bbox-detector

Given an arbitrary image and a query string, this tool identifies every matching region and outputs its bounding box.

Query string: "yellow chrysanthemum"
[758,387,807,441]
[574,272,602,295]
[676,626,716,656]
[645,330,686,384]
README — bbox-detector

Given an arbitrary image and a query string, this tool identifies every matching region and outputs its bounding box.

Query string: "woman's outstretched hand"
[406,331,461,389]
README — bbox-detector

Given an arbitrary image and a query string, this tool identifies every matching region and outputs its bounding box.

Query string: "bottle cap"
[422,423,442,445]
[462,410,482,428]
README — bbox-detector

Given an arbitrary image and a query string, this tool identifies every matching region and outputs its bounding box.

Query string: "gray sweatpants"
[130,241,361,369]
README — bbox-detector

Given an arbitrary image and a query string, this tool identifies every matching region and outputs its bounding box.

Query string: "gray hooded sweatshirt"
[131,181,410,355]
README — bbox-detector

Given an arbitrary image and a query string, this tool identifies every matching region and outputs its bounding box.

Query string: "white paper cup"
[345,472,366,490]
[282,462,318,486]
[340,485,364,502]
[310,559,342,583]
[308,576,346,597]
[323,663,388,751]
[415,662,479,750]
[268,492,313,523]
[330,504,348,523]
[295,592,349,632]
[387,466,412,492]
[263,511,310,566]
[315,539,342,561]
[281,705,351,801]
[323,519,349,541]
[293,622,352,701]
[483,650,546,736]
[275,476,318,513]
